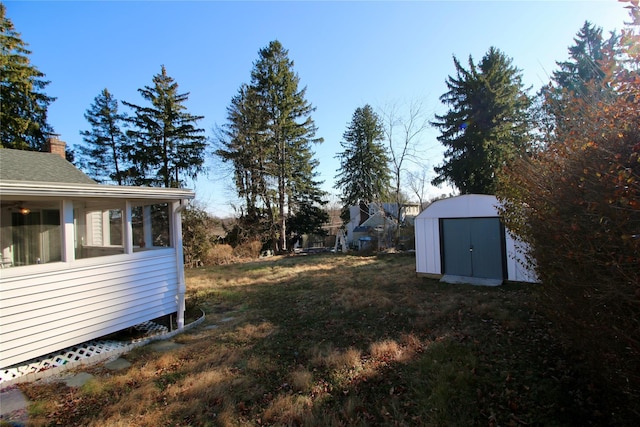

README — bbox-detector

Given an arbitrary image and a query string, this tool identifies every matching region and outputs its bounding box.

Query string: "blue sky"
[4,0,631,216]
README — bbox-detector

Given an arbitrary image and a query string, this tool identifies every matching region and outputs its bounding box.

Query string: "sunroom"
[0,147,194,369]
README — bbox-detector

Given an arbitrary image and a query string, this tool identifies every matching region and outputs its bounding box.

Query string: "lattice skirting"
[1,321,169,385]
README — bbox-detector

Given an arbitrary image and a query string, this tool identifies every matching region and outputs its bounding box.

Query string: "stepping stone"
[0,388,29,416]
[104,358,132,371]
[220,317,235,323]
[148,341,183,352]
[62,372,94,388]
[204,325,219,330]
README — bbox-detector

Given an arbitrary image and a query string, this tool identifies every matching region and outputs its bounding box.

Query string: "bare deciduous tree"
[379,99,430,244]
[406,168,430,211]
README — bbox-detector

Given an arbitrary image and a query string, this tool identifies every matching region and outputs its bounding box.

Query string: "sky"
[4,0,633,216]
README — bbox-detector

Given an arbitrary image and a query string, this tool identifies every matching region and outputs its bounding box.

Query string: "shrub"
[182,203,221,267]
[497,6,640,405]
[202,244,234,266]
[233,240,263,260]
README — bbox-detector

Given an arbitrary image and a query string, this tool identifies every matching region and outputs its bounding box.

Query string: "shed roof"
[0,148,96,185]
[417,194,499,219]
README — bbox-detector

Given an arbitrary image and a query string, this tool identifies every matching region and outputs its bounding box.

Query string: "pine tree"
[553,21,618,95]
[334,104,391,217]
[217,40,324,251]
[216,84,273,241]
[123,65,206,188]
[0,3,55,150]
[252,40,324,251]
[78,89,129,184]
[432,47,531,194]
[544,22,619,138]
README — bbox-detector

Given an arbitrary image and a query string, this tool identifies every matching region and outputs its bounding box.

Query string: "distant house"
[414,194,537,285]
[345,202,420,249]
[0,139,194,369]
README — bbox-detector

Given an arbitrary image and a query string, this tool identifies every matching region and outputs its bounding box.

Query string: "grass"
[16,252,637,426]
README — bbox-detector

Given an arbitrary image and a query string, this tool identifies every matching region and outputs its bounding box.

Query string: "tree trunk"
[278,173,287,252]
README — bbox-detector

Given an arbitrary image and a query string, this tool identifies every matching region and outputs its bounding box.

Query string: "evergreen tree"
[432,47,531,194]
[0,3,55,150]
[252,40,324,251]
[217,40,324,252]
[78,88,129,184]
[553,21,618,95]
[334,104,391,218]
[123,65,206,188]
[287,201,329,248]
[543,22,619,138]
[216,84,273,242]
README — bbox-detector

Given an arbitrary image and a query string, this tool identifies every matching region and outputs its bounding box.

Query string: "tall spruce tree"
[217,40,324,252]
[78,89,129,184]
[432,47,531,194]
[334,104,391,220]
[0,3,55,150]
[123,65,206,188]
[543,22,619,138]
[553,21,618,96]
[216,84,273,242]
[252,40,324,252]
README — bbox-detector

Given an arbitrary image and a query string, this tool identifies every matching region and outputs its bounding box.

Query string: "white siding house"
[0,145,194,369]
[414,194,537,284]
[344,202,420,248]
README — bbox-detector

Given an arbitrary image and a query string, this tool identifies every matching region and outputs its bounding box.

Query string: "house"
[414,194,537,285]
[345,202,420,249]
[0,139,195,369]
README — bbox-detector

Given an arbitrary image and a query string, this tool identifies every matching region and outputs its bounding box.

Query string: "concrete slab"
[440,274,503,286]
[148,341,183,352]
[104,358,132,371]
[0,387,29,416]
[61,372,95,388]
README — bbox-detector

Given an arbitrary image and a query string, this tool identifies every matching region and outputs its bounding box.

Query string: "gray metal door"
[441,218,505,280]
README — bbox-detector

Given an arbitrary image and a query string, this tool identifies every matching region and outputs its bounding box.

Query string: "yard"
[13,253,632,426]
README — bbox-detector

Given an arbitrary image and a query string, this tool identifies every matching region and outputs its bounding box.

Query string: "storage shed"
[415,194,537,285]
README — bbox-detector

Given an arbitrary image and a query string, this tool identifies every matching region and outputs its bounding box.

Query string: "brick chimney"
[48,136,66,159]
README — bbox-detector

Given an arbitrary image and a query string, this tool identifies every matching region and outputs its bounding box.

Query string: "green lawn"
[16,253,629,426]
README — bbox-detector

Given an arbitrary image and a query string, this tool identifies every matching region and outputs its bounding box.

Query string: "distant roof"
[0,148,96,185]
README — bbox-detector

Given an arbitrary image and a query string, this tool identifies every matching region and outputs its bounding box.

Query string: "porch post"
[61,200,75,262]
[173,200,187,329]
[123,201,133,254]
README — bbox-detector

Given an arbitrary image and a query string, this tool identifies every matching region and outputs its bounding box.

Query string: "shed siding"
[0,249,178,368]
[415,217,440,275]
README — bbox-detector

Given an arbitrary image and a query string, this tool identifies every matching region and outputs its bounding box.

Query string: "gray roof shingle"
[0,149,97,185]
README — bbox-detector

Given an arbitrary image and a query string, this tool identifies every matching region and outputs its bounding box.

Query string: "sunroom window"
[0,200,174,265]
[132,203,171,251]
[0,203,62,267]
[75,205,125,259]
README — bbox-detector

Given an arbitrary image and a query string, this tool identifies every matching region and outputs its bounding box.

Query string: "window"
[0,200,174,265]
[75,205,125,259]
[0,204,61,267]
[132,203,171,251]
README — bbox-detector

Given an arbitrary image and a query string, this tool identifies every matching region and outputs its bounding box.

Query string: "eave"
[0,181,195,201]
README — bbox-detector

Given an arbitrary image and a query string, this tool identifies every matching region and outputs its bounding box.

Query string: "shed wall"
[0,249,178,368]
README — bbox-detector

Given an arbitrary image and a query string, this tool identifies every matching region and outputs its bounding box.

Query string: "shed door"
[441,218,505,280]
